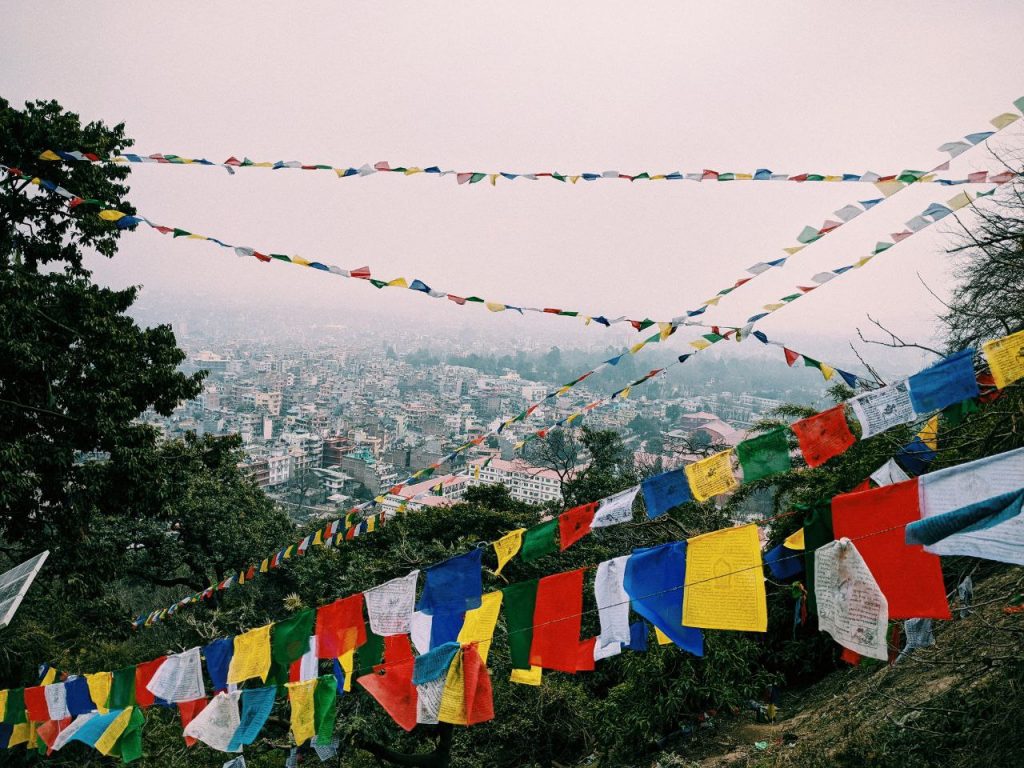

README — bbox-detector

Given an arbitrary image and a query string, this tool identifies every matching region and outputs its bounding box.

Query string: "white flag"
[147,647,206,703]
[183,691,242,753]
[363,570,419,636]
[815,539,889,660]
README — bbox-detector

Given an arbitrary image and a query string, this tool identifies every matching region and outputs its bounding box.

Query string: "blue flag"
[906,488,1024,547]
[625,621,649,652]
[623,542,703,657]
[908,349,979,413]
[895,436,936,475]
[416,550,482,615]
[228,686,277,750]
[204,637,234,692]
[641,469,693,519]
[65,677,96,717]
[764,543,804,581]
[412,642,461,685]
[68,708,127,748]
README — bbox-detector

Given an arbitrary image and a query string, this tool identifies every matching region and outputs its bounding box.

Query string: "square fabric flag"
[982,329,1024,389]
[849,381,917,438]
[521,519,559,562]
[684,450,738,502]
[641,468,692,519]
[736,428,791,482]
[683,524,767,632]
[417,550,483,616]
[832,480,951,620]
[907,348,979,413]
[529,569,584,673]
[791,405,856,468]
[559,502,596,550]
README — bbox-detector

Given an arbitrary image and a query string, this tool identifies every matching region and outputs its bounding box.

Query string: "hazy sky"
[4,2,1023,372]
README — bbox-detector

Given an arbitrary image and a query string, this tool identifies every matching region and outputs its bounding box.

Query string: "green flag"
[802,502,834,614]
[354,621,384,674]
[108,667,137,709]
[2,688,25,724]
[520,519,559,562]
[110,707,146,763]
[736,428,791,483]
[314,674,338,745]
[269,609,315,686]
[502,580,538,670]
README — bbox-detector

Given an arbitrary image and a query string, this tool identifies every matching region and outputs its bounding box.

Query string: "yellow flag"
[683,524,768,632]
[782,245,805,256]
[854,255,874,268]
[312,529,323,546]
[618,386,632,400]
[438,649,467,725]
[689,339,711,351]
[286,679,317,745]
[734,172,753,180]
[569,175,580,183]
[339,650,354,693]
[40,667,57,686]
[683,450,738,502]
[702,296,722,306]
[492,529,525,576]
[98,209,126,221]
[284,545,295,559]
[291,256,312,266]
[629,340,647,354]
[458,592,503,663]
[874,180,904,197]
[489,173,498,185]
[824,175,842,182]
[260,559,269,573]
[366,515,376,533]
[658,322,674,340]
[990,112,1020,129]
[947,191,972,210]
[38,149,61,161]
[0,689,7,720]
[95,706,134,755]
[388,277,408,288]
[983,328,1024,389]
[86,672,112,713]
[783,528,805,550]
[404,167,423,175]
[763,302,786,312]
[8,722,32,748]
[819,363,835,381]
[227,624,272,684]
[918,415,940,452]
[654,627,673,645]
[510,666,543,686]
[186,233,206,240]
[485,302,506,312]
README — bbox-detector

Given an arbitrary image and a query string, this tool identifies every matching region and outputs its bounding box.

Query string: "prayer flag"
[492,529,525,575]
[764,543,803,581]
[108,667,136,709]
[684,450,738,502]
[623,542,703,656]
[269,610,315,687]
[895,436,936,475]
[907,349,979,413]
[641,468,692,519]
[521,519,559,562]
[313,675,337,745]
[64,677,95,717]
[791,405,856,468]
[814,539,889,660]
[982,329,1024,388]
[683,524,767,632]
[593,485,639,527]
[457,592,503,663]
[530,569,584,673]
[357,658,418,732]
[316,594,366,659]
[736,428,791,482]
[227,625,272,685]
[134,656,167,708]
[502,580,538,671]
[183,691,241,753]
[832,480,951,619]
[509,666,542,686]
[85,674,111,715]
[559,502,596,550]
[227,687,275,751]
[849,381,917,438]
[783,528,804,549]
[871,458,910,487]
[802,503,833,614]
[595,556,631,650]
[439,644,494,726]
[286,679,316,746]
[147,647,204,704]
[203,638,233,693]
[363,571,419,636]
[417,551,483,616]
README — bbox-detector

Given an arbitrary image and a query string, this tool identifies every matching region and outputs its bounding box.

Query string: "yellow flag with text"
[683,524,767,632]
[458,592,503,663]
[287,679,317,745]
[684,450,738,502]
[227,624,272,684]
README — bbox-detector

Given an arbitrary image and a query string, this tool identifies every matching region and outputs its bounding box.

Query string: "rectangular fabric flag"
[457,591,503,663]
[227,625,273,685]
[594,556,631,650]
[356,657,418,732]
[85,673,111,715]
[147,647,205,704]
[559,502,596,550]
[683,524,767,632]
[269,610,316,687]
[684,450,739,502]
[520,519,559,562]
[849,381,917,438]
[363,571,419,636]
[982,329,1024,388]
[791,405,856,468]
[623,542,703,656]
[227,687,276,751]
[592,486,640,527]
[907,349,979,413]
[832,480,951,619]
[108,667,136,709]
[764,542,803,581]
[492,528,525,575]
[502,580,538,671]
[641,468,692,519]
[870,458,910,487]
[64,677,95,717]
[814,540,889,660]
[134,656,167,708]
[313,675,337,745]
[203,638,233,693]
[316,594,366,659]
[286,680,316,746]
[530,569,584,673]
[915,447,1024,564]
[417,551,483,616]
[183,691,241,753]
[802,503,833,614]
[736,428,791,482]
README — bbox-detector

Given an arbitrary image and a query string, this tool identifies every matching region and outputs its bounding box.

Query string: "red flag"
[783,348,800,366]
[575,638,597,672]
[839,647,860,666]
[832,479,951,620]
[135,656,167,708]
[447,294,467,305]
[462,643,495,725]
[790,405,856,468]
[36,717,71,755]
[23,685,49,721]
[350,266,371,279]
[530,569,584,673]
[558,502,596,551]
[178,698,208,747]
[357,658,418,732]
[701,169,719,180]
[316,594,367,659]
[384,634,414,665]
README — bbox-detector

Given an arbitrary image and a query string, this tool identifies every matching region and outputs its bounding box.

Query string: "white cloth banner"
[918,447,1024,564]
[147,647,206,703]
[52,713,97,751]
[870,458,910,487]
[183,691,242,753]
[594,556,631,649]
[593,639,622,661]
[410,611,433,656]
[592,486,639,528]
[415,677,446,725]
[814,539,889,661]
[363,570,419,636]
[850,381,917,439]
[44,681,69,721]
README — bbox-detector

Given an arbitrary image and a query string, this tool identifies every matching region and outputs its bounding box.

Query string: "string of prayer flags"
[913,447,1024,564]
[226,625,272,685]
[791,405,856,468]
[363,571,419,636]
[417,551,483,616]
[982,328,1024,388]
[530,569,585,673]
[907,349,980,413]
[592,485,640,527]
[316,594,366,659]
[492,529,525,575]
[559,502,597,550]
[227,687,276,751]
[183,692,242,753]
[683,524,768,632]
[520,519,559,562]
[849,381,917,439]
[641,468,692,519]
[146,647,205,704]
[623,542,704,656]
[594,556,632,652]
[502,580,538,676]
[814,539,889,660]
[684,450,739,501]
[832,480,951,620]
[736,428,791,482]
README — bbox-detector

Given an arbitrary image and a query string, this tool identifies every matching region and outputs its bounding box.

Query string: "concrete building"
[467,457,562,504]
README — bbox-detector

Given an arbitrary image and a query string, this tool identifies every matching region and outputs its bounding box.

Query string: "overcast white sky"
[3,2,1023,369]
